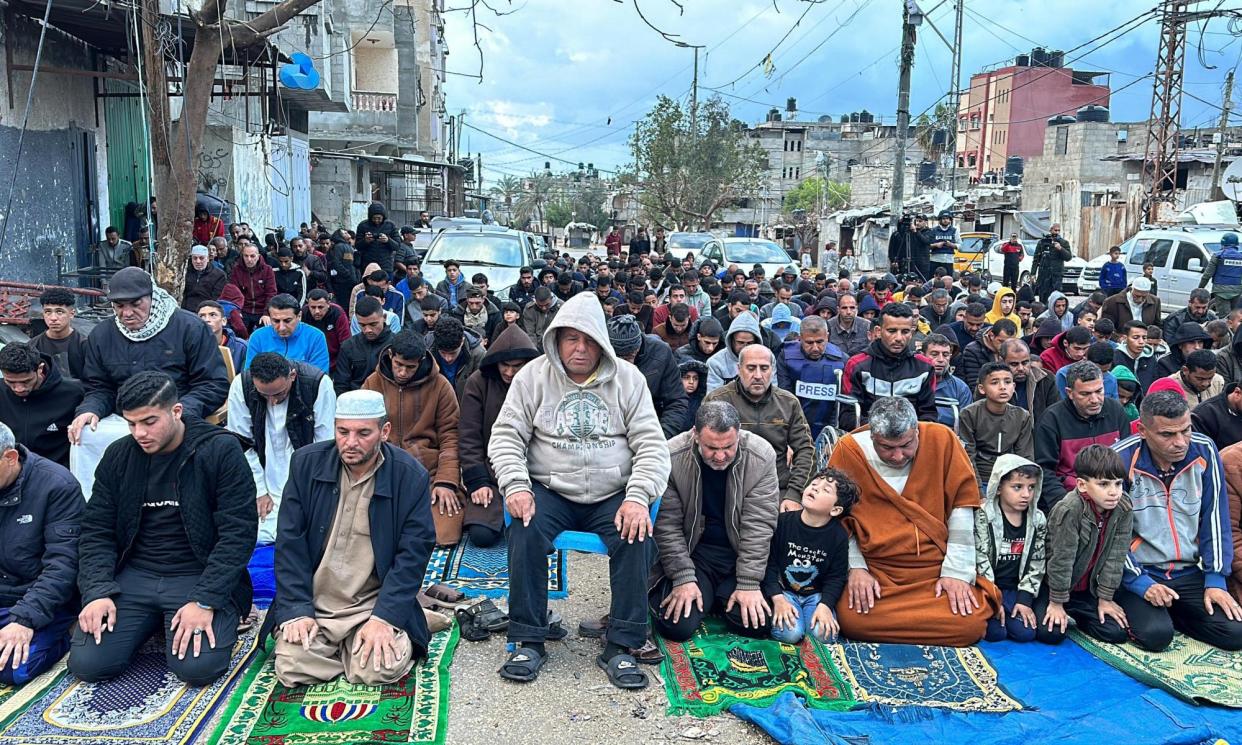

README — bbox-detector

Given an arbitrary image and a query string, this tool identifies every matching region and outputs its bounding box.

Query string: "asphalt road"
[446,551,773,745]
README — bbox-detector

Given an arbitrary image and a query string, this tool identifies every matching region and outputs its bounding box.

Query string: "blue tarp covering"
[731,639,1242,745]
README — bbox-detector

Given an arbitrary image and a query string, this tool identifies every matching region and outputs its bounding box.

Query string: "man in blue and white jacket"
[1112,389,1242,651]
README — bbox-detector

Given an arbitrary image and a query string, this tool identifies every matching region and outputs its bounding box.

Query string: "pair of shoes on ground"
[456,600,567,643]
[499,645,648,689]
[579,613,663,665]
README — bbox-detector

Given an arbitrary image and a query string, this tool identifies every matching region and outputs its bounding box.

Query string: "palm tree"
[515,172,553,231]
[489,175,522,225]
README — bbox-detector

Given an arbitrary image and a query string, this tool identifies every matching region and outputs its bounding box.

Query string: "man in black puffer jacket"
[607,316,689,438]
[69,371,256,686]
[0,423,84,685]
[0,344,83,467]
[354,202,400,276]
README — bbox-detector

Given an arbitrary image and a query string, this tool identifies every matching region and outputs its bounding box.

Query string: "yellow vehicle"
[954,231,998,274]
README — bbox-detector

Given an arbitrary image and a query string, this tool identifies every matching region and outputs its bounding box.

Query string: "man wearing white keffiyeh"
[67,268,230,499]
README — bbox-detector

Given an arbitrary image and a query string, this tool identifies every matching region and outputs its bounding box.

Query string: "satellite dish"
[1222,158,1242,201]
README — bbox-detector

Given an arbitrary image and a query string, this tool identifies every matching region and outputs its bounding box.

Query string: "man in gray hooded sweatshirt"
[705,310,763,393]
[489,292,671,689]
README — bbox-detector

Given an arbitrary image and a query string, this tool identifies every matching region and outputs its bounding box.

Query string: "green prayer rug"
[0,663,68,726]
[656,618,857,717]
[1071,629,1242,708]
[212,624,460,744]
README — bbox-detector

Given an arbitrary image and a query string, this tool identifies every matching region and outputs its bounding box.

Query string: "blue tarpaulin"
[731,639,1242,745]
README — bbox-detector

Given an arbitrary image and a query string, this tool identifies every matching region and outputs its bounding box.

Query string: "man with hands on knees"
[828,396,1001,646]
[0,421,84,684]
[264,390,436,686]
[1109,390,1242,651]
[69,372,256,685]
[650,401,781,642]
[489,292,671,689]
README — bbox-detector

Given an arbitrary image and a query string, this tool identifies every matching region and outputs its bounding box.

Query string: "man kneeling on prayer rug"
[828,395,1001,646]
[265,389,436,687]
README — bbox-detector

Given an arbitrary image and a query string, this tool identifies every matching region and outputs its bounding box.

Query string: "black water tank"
[859,110,873,123]
[1048,50,1065,68]
[849,112,860,123]
[819,115,834,123]
[1031,47,1047,66]
[1005,156,1024,176]
[1048,115,1077,126]
[768,108,782,122]
[840,114,850,123]
[1076,105,1109,123]
[918,161,937,184]
[1016,54,1030,67]
[931,129,948,146]
[787,97,798,112]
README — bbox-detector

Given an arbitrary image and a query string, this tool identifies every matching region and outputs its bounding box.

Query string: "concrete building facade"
[956,50,1110,181]
[1022,120,1136,212]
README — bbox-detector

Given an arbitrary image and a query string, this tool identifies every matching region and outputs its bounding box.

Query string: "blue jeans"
[771,592,834,644]
[985,588,1039,643]
[0,605,76,685]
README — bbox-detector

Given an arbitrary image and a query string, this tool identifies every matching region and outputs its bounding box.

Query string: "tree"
[489,175,523,224]
[783,176,851,214]
[141,0,327,300]
[914,101,956,161]
[513,171,553,230]
[629,95,766,230]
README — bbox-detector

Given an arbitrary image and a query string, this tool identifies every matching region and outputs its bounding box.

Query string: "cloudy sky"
[440,0,1239,183]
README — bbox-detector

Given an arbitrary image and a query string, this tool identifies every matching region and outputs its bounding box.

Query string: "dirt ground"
[445,552,773,745]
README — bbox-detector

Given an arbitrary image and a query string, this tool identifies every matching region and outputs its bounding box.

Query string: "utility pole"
[1212,69,1234,198]
[891,1,922,232]
[690,46,699,134]
[947,0,964,193]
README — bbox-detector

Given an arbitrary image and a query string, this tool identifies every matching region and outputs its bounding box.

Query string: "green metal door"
[102,79,151,232]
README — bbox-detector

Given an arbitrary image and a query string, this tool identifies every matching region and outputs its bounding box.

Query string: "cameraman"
[888,214,933,281]
[928,210,959,280]
[1032,224,1072,303]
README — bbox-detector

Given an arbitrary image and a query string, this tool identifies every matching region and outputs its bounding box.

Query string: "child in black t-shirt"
[763,467,858,644]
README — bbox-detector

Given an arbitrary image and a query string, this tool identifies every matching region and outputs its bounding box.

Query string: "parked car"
[1078,225,1236,310]
[696,237,798,280]
[667,231,716,258]
[420,226,539,302]
[954,232,999,275]
[967,234,1087,294]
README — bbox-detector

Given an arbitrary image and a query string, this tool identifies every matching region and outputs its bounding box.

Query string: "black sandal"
[464,599,509,632]
[596,652,648,690]
[455,608,490,642]
[499,646,545,682]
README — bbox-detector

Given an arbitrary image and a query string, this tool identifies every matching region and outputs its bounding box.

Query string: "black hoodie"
[0,353,83,467]
[332,326,394,396]
[354,202,400,274]
[676,316,724,364]
[1155,321,1212,378]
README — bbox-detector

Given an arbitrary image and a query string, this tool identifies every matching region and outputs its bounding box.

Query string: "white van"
[1087,225,1237,311]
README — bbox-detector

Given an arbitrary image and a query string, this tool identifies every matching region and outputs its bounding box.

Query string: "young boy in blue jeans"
[975,454,1052,642]
[763,467,857,644]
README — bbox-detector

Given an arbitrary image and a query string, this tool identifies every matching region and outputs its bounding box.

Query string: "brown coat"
[1221,442,1242,603]
[654,320,690,351]
[828,423,1001,646]
[458,325,539,530]
[1100,290,1162,329]
[363,348,460,487]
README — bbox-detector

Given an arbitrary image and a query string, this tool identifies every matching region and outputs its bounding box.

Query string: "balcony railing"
[352,91,398,112]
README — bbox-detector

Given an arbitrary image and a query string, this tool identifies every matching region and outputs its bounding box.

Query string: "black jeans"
[649,542,771,642]
[1114,570,1242,652]
[1002,253,1021,290]
[68,566,239,686]
[1058,588,1127,645]
[507,484,651,649]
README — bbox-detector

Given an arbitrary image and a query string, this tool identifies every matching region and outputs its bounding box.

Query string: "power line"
[716,0,846,87]
[462,121,619,173]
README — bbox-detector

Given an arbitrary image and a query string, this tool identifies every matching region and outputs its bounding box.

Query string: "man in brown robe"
[828,396,1000,646]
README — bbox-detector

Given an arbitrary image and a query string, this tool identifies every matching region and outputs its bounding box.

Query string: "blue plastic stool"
[502,496,662,555]
[500,496,661,652]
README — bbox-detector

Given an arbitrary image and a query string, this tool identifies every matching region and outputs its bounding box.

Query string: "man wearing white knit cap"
[264,389,437,686]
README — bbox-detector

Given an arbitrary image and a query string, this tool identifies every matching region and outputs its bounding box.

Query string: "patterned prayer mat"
[422,539,569,599]
[1070,629,1242,707]
[211,625,460,745]
[655,618,857,717]
[0,614,265,744]
[828,642,1024,713]
[0,663,68,726]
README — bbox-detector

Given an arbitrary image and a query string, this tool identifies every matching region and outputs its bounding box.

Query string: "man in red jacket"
[192,206,225,245]
[301,289,352,369]
[1038,327,1092,374]
[228,244,276,331]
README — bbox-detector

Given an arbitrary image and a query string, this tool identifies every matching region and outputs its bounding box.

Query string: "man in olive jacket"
[704,344,814,509]
[649,401,780,641]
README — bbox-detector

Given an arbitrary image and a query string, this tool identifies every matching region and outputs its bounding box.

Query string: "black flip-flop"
[596,652,648,690]
[499,647,545,683]
[455,608,490,642]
